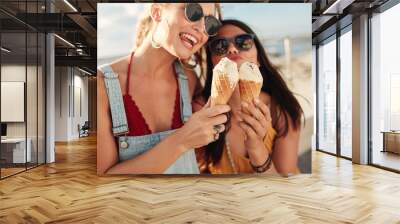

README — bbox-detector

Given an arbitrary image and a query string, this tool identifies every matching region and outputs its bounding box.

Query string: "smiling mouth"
[179,32,199,49]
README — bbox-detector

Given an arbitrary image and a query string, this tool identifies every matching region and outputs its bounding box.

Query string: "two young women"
[97,3,302,175]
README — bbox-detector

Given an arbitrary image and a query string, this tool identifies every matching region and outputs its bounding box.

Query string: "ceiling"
[308,0,390,43]
[0,0,98,73]
[0,0,395,73]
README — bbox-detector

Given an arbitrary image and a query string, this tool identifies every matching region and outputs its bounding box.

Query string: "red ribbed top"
[123,53,183,136]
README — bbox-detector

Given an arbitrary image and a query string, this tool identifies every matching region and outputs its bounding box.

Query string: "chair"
[78,121,90,138]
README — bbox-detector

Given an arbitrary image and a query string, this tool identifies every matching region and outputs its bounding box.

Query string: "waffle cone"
[239,80,262,103]
[211,74,237,106]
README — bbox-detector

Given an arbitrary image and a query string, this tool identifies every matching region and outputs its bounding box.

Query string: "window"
[390,74,400,130]
[0,1,46,179]
[339,27,352,158]
[317,35,337,154]
[370,2,400,171]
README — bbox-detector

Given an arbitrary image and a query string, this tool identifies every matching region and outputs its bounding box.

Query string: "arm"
[98,72,230,175]
[238,96,299,175]
[270,111,300,176]
[192,96,208,173]
[237,98,274,174]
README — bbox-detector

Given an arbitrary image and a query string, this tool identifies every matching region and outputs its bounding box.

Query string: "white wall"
[72,73,89,138]
[1,63,46,164]
[54,67,89,141]
[54,67,69,141]
[1,65,35,138]
[1,66,26,131]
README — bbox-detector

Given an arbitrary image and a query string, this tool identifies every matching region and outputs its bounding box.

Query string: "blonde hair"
[134,3,222,50]
[133,3,222,80]
[133,4,153,51]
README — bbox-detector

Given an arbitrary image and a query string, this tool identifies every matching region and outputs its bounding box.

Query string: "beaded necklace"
[225,140,238,174]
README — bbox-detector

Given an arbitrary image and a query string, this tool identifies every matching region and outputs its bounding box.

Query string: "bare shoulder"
[98,55,130,76]
[262,92,298,136]
[98,55,131,93]
[109,55,131,75]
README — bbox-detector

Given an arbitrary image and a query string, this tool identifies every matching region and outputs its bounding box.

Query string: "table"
[381,131,400,154]
[1,138,32,164]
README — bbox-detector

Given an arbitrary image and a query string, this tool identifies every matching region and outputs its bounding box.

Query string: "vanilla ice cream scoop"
[210,57,240,106]
[239,61,263,82]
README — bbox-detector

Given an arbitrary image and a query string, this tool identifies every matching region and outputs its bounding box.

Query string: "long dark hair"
[201,19,303,166]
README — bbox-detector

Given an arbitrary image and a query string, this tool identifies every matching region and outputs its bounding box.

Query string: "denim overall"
[99,61,200,174]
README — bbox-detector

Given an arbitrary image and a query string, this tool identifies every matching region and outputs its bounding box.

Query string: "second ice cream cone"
[239,80,263,103]
[238,61,263,103]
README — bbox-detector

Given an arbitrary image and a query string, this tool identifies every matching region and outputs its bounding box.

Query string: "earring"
[151,31,161,49]
[151,22,161,49]
[150,5,162,48]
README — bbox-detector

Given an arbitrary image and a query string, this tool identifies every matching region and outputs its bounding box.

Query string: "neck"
[134,37,176,79]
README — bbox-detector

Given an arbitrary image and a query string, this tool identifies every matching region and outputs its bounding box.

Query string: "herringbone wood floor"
[1,135,400,224]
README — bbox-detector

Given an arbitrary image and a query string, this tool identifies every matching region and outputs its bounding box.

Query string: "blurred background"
[97,3,312,173]
[1,0,398,178]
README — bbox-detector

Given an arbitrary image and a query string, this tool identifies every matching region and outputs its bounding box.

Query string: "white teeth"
[181,33,198,45]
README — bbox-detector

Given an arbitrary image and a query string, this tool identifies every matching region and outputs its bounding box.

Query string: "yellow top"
[197,125,277,174]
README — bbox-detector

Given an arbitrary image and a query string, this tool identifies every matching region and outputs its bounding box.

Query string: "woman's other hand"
[237,98,272,152]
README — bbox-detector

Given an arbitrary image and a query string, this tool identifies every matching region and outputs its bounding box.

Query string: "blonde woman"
[97,3,228,174]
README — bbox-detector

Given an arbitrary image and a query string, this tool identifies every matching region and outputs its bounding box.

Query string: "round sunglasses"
[208,33,256,55]
[184,3,221,37]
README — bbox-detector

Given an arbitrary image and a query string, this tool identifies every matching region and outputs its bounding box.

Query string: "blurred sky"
[97,3,311,61]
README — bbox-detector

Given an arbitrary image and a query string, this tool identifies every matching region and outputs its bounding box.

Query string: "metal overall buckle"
[116,131,129,150]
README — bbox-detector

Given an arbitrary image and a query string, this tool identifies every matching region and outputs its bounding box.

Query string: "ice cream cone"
[210,57,239,106]
[238,62,263,103]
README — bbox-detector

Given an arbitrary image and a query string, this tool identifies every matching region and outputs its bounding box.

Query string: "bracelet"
[250,153,272,173]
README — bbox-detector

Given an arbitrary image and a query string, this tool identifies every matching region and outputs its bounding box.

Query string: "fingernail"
[241,102,248,107]
[254,98,260,104]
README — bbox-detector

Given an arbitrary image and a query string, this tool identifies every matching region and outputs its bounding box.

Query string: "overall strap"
[174,61,192,122]
[98,64,129,136]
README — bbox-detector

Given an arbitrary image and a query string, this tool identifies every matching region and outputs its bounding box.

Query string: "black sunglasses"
[184,3,221,37]
[208,34,256,55]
